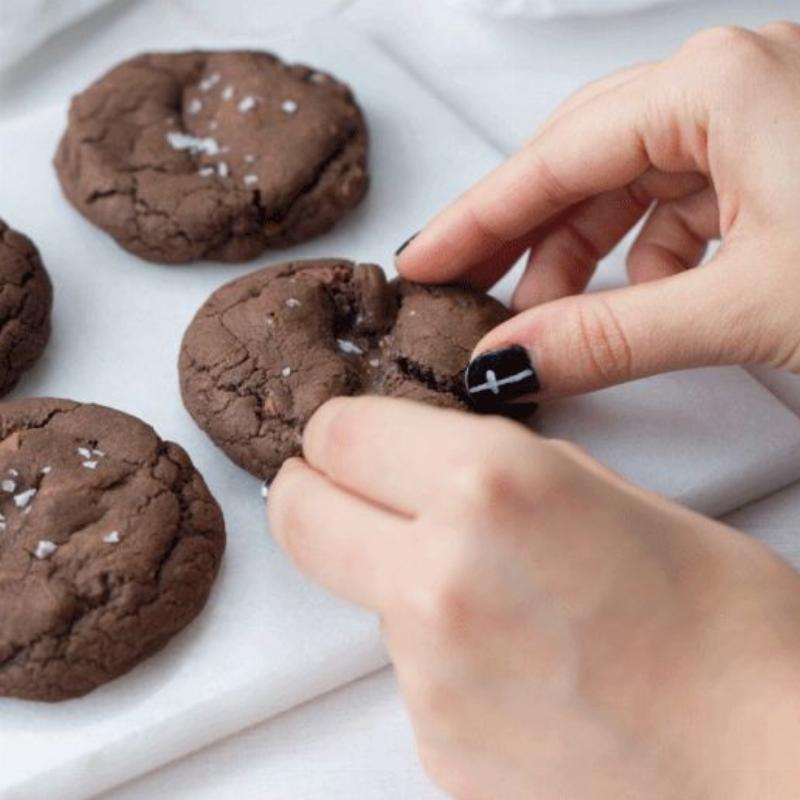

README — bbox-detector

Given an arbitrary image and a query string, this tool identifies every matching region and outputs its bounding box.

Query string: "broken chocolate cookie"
[179,259,529,481]
[54,51,368,264]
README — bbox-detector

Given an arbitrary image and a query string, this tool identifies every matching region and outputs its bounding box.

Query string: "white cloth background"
[445,0,689,18]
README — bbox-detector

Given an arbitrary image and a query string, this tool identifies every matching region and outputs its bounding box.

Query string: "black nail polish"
[394,232,419,257]
[465,345,540,414]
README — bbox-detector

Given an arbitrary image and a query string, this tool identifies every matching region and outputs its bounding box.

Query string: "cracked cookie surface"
[179,260,512,481]
[54,51,368,264]
[0,220,52,395]
[0,398,225,702]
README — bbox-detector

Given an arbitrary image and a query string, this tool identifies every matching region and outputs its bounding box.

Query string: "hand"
[396,22,800,407]
[270,397,800,799]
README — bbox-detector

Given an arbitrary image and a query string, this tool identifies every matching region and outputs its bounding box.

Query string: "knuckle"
[760,20,800,41]
[681,26,771,77]
[574,298,634,385]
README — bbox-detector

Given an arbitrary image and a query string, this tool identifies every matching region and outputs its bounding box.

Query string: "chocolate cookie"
[179,260,516,481]
[0,220,52,395]
[54,51,368,264]
[0,398,225,702]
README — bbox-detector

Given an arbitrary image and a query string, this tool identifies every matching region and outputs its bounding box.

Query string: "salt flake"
[260,482,268,500]
[77,447,92,458]
[166,131,220,156]
[217,162,229,178]
[187,98,203,115]
[285,298,302,308]
[199,72,221,92]
[243,174,258,185]
[222,85,235,100]
[369,359,380,368]
[238,96,256,113]
[281,99,298,115]
[7,469,18,477]
[82,461,98,470]
[281,367,292,378]
[34,540,57,560]
[14,488,36,508]
[103,530,121,544]
[337,339,363,356]
[1,480,15,493]
[41,466,52,475]
[199,166,215,177]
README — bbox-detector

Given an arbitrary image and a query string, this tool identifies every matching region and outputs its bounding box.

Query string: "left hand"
[269,396,800,800]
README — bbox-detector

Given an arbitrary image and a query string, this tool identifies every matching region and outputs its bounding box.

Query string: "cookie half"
[0,398,225,702]
[0,220,52,395]
[179,260,516,481]
[54,51,368,264]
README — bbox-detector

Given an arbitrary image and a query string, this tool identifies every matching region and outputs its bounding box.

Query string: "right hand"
[397,22,800,400]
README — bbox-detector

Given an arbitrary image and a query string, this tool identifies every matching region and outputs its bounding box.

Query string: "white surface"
[98,668,446,800]
[2,1,800,799]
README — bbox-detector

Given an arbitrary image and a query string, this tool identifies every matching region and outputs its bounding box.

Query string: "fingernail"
[394,231,419,257]
[465,345,540,413]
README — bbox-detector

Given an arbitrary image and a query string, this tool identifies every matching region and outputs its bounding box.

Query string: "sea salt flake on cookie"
[199,73,221,91]
[222,84,235,100]
[281,367,292,378]
[217,162,229,178]
[103,530,121,544]
[281,99,298,114]
[14,488,36,508]
[187,98,203,115]
[199,166,215,177]
[166,132,220,156]
[337,339,363,355]
[1,479,15,493]
[34,540,57,560]
[238,96,256,113]
[286,298,301,308]
[82,460,98,470]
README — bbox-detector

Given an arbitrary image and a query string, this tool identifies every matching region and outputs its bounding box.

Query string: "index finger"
[396,73,653,286]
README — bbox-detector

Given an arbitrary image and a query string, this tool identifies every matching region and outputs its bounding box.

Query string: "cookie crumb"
[238,96,256,113]
[103,530,121,544]
[281,99,298,115]
[187,98,203,115]
[166,131,220,157]
[286,298,301,308]
[199,72,221,92]
[82,461,98,470]
[1,479,15,493]
[244,174,258,185]
[281,367,292,378]
[222,84,235,100]
[34,540,57,560]
[337,339,363,355]
[14,488,36,508]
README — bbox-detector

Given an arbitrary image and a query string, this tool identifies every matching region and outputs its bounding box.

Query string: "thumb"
[465,254,758,408]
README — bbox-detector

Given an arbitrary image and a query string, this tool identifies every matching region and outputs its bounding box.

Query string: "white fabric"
[0,0,114,70]
[444,0,689,19]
